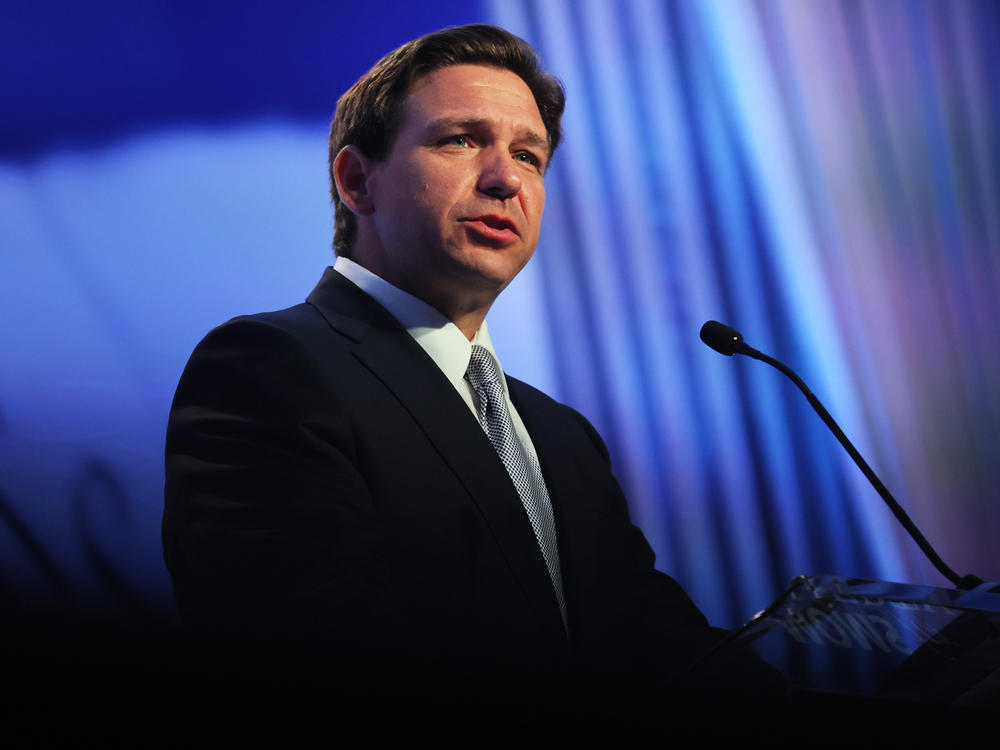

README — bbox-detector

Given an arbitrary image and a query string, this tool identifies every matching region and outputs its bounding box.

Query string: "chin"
[442,252,521,287]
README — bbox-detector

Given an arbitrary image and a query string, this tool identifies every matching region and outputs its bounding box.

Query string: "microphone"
[699,320,981,590]
[700,320,750,357]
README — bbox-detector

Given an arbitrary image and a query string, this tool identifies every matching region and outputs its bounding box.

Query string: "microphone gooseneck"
[699,320,981,590]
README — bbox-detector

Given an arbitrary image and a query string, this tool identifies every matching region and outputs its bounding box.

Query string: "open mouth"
[467,215,517,234]
[461,217,520,245]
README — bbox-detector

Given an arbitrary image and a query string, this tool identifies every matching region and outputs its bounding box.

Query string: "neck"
[347,250,496,340]
[447,307,489,341]
[404,284,492,340]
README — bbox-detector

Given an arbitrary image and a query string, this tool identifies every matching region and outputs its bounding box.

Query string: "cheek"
[412,162,456,196]
[522,184,545,226]
[417,177,466,219]
[411,186,450,224]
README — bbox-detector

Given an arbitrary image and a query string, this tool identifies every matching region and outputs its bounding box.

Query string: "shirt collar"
[333,257,506,396]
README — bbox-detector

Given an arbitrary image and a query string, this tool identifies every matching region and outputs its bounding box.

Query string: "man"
[163,24,771,728]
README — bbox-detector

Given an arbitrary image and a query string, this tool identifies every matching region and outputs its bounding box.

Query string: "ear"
[333,145,376,216]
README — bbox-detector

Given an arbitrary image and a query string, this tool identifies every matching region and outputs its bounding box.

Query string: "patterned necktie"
[465,344,568,630]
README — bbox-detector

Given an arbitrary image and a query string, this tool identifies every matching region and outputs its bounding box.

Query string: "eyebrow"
[427,117,550,158]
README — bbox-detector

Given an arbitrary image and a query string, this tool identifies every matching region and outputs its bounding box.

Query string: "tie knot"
[465,344,503,393]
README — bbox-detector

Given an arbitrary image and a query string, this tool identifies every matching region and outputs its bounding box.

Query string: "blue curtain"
[489,0,1000,626]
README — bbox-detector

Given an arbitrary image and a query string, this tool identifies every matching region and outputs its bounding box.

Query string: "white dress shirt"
[333,256,544,466]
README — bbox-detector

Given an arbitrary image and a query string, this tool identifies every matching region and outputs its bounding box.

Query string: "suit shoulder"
[198,301,330,349]
[506,375,592,427]
[171,302,357,423]
[504,376,560,415]
[185,296,363,377]
[506,376,612,461]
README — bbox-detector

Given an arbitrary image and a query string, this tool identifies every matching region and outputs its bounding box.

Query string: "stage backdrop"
[2,0,998,630]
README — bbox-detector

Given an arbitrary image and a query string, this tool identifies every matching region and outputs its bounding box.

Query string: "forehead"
[400,64,546,135]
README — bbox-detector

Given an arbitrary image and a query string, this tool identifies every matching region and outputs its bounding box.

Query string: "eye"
[444,134,470,147]
[514,151,542,169]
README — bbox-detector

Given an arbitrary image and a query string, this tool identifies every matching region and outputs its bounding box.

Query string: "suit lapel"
[507,378,602,637]
[306,268,567,642]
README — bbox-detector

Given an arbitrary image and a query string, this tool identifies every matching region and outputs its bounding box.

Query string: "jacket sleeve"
[162,316,405,677]
[559,402,787,709]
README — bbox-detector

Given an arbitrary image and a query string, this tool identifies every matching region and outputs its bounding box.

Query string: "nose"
[477,149,522,200]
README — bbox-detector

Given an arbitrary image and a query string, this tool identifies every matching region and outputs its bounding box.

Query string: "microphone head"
[700,320,745,356]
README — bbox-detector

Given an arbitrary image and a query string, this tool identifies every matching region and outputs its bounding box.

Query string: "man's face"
[363,64,549,316]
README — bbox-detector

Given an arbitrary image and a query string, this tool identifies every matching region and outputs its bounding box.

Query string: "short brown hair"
[328,24,565,258]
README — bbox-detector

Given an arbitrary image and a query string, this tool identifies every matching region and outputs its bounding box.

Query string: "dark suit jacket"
[162,267,725,715]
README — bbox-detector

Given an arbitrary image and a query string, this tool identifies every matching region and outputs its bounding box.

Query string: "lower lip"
[462,220,519,245]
